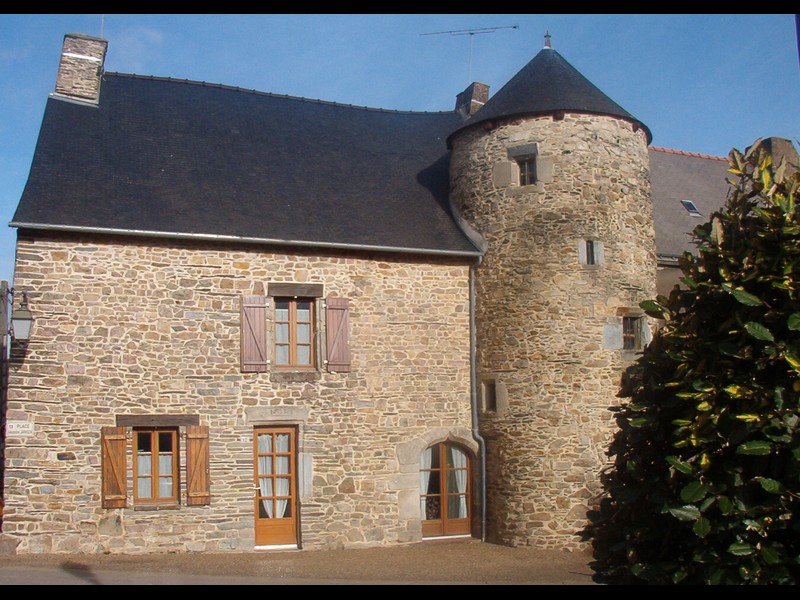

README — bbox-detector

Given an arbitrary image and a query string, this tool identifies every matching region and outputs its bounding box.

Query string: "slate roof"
[649,147,732,259]
[13,63,736,264]
[450,47,651,144]
[12,73,480,257]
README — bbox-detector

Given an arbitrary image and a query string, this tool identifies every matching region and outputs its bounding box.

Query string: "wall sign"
[7,421,35,437]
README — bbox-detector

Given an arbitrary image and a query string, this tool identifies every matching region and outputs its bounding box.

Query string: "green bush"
[586,141,800,584]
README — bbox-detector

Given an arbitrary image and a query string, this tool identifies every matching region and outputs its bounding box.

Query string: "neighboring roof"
[649,147,732,259]
[12,73,480,257]
[450,47,651,144]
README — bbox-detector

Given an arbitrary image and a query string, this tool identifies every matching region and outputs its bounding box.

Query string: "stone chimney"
[53,33,108,104]
[454,82,489,118]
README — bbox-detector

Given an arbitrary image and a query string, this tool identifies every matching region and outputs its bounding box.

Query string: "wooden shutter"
[326,297,351,372]
[240,295,268,372]
[101,426,127,508]
[186,425,211,506]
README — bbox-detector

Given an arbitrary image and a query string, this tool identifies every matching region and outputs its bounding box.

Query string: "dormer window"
[681,199,702,217]
[517,157,537,186]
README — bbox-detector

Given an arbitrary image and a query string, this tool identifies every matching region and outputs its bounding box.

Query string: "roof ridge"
[649,146,727,162]
[104,72,456,116]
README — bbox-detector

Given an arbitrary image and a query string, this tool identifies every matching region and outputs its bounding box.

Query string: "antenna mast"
[421,25,518,83]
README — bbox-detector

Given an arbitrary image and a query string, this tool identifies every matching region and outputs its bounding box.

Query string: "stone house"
[0,32,748,554]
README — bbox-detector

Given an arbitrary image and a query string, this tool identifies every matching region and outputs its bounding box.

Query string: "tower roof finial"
[544,31,552,49]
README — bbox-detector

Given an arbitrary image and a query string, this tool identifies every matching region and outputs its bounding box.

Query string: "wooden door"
[254,427,298,546]
[420,443,471,537]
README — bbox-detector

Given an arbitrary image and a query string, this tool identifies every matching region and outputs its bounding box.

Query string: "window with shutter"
[274,297,315,368]
[186,425,211,506]
[325,297,351,373]
[133,427,179,506]
[241,295,268,372]
[101,426,127,508]
[101,417,210,510]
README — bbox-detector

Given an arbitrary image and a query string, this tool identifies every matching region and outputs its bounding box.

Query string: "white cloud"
[106,26,165,74]
[0,46,31,66]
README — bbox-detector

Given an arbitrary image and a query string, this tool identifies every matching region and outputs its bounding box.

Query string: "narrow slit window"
[586,240,596,265]
[580,239,603,266]
[622,316,642,351]
[482,381,497,413]
[517,157,537,186]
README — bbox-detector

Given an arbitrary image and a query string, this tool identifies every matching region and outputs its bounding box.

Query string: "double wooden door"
[420,443,471,537]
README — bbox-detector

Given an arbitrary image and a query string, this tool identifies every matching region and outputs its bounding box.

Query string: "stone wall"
[3,232,473,553]
[450,113,656,548]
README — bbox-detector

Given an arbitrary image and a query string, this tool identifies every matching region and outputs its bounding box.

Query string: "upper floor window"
[517,157,537,186]
[240,288,351,374]
[275,298,314,368]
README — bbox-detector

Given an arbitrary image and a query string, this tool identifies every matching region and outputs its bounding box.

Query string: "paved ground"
[0,538,597,585]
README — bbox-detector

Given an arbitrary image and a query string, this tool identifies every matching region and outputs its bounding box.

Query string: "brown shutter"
[326,297,351,372]
[186,425,211,506]
[241,295,268,372]
[101,426,127,508]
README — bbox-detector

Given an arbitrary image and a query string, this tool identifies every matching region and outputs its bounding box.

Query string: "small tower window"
[622,316,643,351]
[681,199,702,217]
[482,380,497,413]
[586,240,597,265]
[517,157,537,186]
[579,239,604,266]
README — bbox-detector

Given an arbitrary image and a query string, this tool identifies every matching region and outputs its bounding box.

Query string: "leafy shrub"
[586,141,800,584]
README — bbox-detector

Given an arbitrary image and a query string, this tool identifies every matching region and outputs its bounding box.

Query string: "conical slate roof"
[451,46,651,143]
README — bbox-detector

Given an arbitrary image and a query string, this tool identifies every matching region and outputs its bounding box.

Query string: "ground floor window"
[100,418,210,509]
[134,428,179,506]
[420,442,471,537]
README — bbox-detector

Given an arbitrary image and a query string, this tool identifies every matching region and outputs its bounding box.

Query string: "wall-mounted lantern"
[10,292,32,341]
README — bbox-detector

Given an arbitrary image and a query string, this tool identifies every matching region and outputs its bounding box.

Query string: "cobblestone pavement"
[0,538,597,585]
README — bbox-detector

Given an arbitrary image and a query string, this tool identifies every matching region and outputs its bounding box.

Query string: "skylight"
[681,199,702,217]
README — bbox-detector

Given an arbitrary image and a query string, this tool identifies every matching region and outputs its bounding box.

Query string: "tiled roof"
[649,147,732,258]
[12,73,480,257]
[650,146,727,162]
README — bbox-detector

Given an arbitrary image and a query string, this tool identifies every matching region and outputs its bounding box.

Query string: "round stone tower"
[449,39,657,548]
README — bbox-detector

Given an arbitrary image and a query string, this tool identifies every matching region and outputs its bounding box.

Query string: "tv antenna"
[421,25,518,83]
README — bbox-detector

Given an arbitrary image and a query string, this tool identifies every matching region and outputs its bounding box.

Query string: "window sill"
[133,503,181,511]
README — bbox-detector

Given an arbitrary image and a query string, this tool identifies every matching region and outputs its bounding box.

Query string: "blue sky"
[0,14,798,285]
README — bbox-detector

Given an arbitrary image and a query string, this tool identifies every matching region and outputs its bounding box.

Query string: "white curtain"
[419,446,432,520]
[275,434,290,518]
[137,453,152,499]
[449,446,468,519]
[257,434,273,518]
